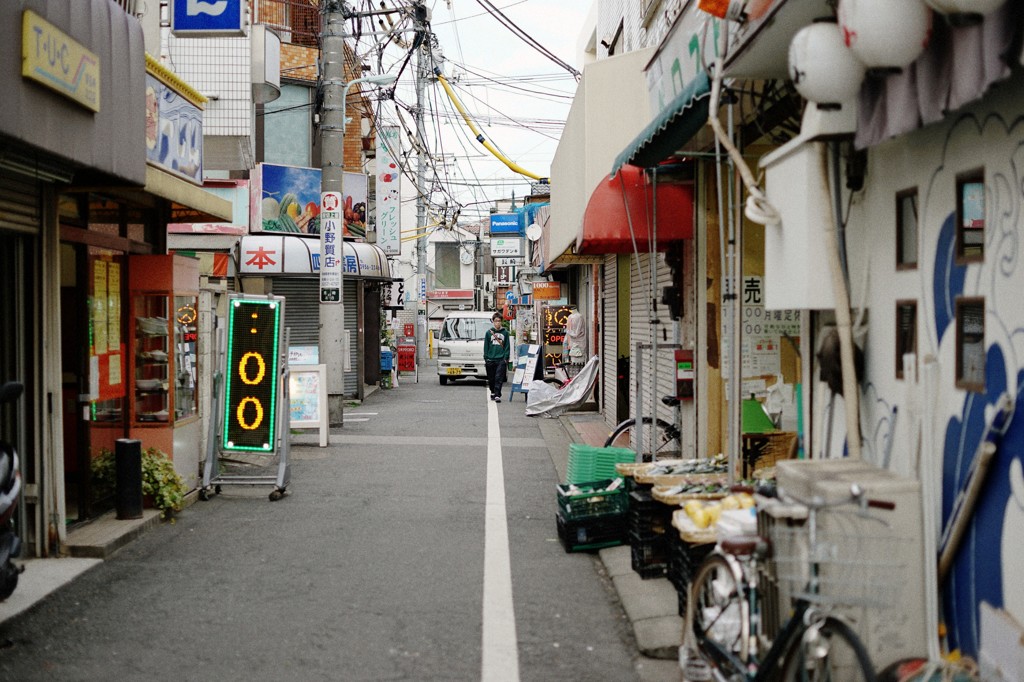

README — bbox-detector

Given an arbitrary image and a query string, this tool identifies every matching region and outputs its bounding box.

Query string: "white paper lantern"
[839,0,932,73]
[789,20,866,108]
[925,0,1004,26]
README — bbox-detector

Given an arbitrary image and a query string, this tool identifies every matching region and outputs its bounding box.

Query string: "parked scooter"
[0,381,24,600]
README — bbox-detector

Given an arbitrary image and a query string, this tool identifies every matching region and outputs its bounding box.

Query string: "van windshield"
[440,317,491,341]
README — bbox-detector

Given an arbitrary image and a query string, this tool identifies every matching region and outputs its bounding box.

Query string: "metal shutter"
[272,276,360,399]
[270,277,320,346]
[628,252,678,453]
[344,280,358,397]
[601,255,617,430]
[0,172,41,235]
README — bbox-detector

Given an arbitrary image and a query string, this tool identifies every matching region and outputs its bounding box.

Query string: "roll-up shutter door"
[273,277,360,399]
[601,256,617,429]
[628,252,677,453]
[0,172,42,235]
[344,280,358,398]
[270,277,319,346]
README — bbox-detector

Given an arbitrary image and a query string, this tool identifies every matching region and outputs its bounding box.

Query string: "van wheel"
[440,375,448,385]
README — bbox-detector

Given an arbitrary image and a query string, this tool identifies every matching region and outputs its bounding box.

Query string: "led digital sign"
[222,298,282,452]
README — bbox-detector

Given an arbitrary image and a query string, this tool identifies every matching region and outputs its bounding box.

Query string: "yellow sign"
[22,10,100,112]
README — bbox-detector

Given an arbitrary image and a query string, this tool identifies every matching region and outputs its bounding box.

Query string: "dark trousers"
[485,360,507,397]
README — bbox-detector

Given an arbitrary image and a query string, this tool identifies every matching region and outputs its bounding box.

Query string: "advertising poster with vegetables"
[251,163,369,239]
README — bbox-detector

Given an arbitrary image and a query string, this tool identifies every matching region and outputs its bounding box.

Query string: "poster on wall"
[250,163,369,239]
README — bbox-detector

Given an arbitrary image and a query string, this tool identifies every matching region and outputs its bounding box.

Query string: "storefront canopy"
[611,71,711,175]
[238,235,392,279]
[577,164,694,255]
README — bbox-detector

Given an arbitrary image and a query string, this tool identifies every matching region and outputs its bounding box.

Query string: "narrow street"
[0,372,659,681]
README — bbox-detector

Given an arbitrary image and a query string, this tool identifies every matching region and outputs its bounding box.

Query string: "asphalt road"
[0,369,647,681]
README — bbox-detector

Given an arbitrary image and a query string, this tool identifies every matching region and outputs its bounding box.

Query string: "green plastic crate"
[566,443,636,484]
[556,478,627,521]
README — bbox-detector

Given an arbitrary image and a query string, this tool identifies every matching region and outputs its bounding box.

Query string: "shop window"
[896,189,918,269]
[956,297,985,391]
[956,171,985,262]
[895,300,916,379]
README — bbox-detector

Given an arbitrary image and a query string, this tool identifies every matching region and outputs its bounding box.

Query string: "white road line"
[482,389,520,682]
[344,418,370,422]
[345,412,378,416]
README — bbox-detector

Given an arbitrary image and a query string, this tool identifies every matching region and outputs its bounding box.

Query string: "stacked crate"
[555,479,628,552]
[627,487,673,578]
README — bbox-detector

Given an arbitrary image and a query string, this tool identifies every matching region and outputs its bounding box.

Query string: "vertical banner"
[320,192,342,303]
[376,126,402,255]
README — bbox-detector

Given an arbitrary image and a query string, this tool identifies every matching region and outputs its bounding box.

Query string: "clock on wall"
[460,249,474,265]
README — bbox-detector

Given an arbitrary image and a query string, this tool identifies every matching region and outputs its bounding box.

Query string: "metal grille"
[0,173,41,235]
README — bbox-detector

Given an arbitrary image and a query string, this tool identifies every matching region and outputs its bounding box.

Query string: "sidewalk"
[557,413,685,670]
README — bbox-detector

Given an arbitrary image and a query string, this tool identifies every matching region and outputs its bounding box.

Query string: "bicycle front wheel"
[687,553,749,677]
[780,616,876,682]
[603,417,680,458]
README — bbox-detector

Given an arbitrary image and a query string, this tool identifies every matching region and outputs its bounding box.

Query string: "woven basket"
[741,431,797,477]
[652,485,729,506]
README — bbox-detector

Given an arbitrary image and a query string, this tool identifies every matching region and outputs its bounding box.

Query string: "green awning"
[611,70,712,175]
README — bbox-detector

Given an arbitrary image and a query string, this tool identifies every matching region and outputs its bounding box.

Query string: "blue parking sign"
[171,0,246,36]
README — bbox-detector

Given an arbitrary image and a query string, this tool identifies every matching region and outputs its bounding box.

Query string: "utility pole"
[413,2,429,364]
[319,3,396,427]
[320,0,347,427]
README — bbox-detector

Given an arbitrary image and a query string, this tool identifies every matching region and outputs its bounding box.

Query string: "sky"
[368,0,593,226]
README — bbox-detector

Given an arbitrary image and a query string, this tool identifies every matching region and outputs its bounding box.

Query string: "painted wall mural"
[853,97,1024,661]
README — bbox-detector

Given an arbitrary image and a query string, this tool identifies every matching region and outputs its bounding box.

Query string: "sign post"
[201,294,291,501]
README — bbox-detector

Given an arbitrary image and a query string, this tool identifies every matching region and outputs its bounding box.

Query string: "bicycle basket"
[769,513,908,610]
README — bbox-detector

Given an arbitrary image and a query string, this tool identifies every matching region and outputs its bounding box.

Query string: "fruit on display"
[683,493,755,529]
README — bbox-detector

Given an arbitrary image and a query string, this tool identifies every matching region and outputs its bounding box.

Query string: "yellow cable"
[434,69,548,182]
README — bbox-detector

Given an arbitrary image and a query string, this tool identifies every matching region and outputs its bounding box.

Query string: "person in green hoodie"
[483,312,510,402]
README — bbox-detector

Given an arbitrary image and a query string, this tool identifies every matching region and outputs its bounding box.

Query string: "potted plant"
[91,446,186,518]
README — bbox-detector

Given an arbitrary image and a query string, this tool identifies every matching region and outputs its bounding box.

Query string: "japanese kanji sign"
[319,191,342,303]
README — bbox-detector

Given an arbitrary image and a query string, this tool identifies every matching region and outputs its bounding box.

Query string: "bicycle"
[684,483,897,681]
[603,395,682,460]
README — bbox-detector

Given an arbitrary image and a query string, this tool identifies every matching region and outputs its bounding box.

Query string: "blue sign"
[505,291,518,303]
[490,213,522,235]
[171,0,246,36]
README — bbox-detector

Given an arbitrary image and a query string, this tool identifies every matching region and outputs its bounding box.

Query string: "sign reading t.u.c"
[222,297,283,452]
[171,0,246,36]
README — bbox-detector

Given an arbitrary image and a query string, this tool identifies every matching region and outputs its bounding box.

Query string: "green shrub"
[91,447,186,517]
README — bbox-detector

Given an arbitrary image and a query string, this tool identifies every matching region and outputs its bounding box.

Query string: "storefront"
[237,235,392,399]
[0,0,215,553]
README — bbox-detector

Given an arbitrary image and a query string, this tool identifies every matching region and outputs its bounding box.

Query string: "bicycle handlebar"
[777,483,896,513]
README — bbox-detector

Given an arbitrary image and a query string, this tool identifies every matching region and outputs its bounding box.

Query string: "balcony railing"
[253,0,320,48]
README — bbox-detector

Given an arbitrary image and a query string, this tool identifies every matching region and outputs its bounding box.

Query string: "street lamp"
[320,72,397,428]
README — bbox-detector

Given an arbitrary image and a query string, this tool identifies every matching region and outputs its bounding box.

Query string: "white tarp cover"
[524,355,600,418]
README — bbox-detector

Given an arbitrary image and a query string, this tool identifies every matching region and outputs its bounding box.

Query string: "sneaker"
[495,396,502,403]
[490,394,497,401]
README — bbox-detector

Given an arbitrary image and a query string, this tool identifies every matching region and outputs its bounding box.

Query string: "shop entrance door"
[60,243,128,524]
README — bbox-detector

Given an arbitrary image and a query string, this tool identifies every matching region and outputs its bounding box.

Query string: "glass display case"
[130,294,199,424]
[127,253,203,491]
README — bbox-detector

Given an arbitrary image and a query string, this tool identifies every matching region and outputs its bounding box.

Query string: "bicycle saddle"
[720,534,768,558]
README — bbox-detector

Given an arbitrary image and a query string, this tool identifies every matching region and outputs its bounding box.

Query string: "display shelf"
[127,256,200,428]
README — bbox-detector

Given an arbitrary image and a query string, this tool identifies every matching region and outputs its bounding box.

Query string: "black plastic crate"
[629,530,668,579]
[556,512,626,553]
[628,489,673,540]
[668,533,715,615]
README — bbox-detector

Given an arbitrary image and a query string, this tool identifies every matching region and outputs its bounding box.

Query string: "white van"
[436,311,495,385]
